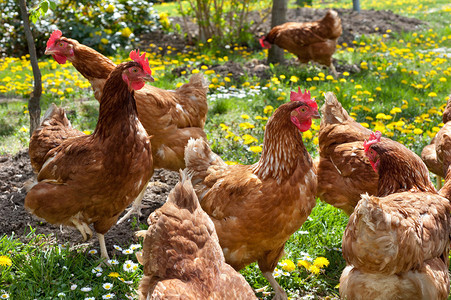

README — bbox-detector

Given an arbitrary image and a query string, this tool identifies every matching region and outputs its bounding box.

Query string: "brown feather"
[28,103,85,174]
[317,92,379,215]
[340,133,451,300]
[25,61,153,237]
[263,10,342,66]
[137,171,256,300]
[184,100,317,273]
[60,37,208,171]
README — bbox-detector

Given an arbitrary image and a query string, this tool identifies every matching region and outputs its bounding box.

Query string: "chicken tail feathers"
[40,103,72,129]
[164,170,200,213]
[178,73,209,91]
[184,138,224,186]
[320,92,353,126]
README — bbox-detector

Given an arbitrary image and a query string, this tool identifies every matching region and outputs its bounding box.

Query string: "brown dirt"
[0,150,179,251]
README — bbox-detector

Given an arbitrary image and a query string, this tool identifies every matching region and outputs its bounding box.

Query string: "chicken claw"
[263,272,288,300]
[116,181,150,224]
[71,216,93,241]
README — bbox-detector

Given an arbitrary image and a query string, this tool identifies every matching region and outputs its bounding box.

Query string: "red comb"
[129,50,152,76]
[47,29,62,48]
[363,131,382,152]
[290,87,317,109]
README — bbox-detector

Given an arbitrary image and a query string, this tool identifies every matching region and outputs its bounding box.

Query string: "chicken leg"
[97,232,110,261]
[263,271,288,300]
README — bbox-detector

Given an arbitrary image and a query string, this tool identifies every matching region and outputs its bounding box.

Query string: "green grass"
[1,0,451,299]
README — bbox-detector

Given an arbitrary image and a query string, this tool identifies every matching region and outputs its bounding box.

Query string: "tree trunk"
[267,0,287,64]
[352,0,361,12]
[18,0,42,136]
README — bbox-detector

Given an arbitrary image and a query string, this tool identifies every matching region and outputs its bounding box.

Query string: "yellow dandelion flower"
[413,128,423,135]
[390,107,402,114]
[297,260,311,270]
[249,146,262,153]
[219,124,229,131]
[242,134,258,144]
[303,130,312,139]
[121,27,132,38]
[241,114,250,119]
[19,126,29,133]
[101,38,109,45]
[108,272,120,278]
[313,257,330,268]
[263,105,274,115]
[281,259,296,272]
[106,4,115,13]
[428,92,437,97]
[239,122,255,130]
[290,76,299,83]
[308,265,321,274]
[0,255,12,267]
[360,122,369,128]
[225,161,238,165]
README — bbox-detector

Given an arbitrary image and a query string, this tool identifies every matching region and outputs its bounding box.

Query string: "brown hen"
[136,171,257,300]
[184,89,319,300]
[340,132,450,300]
[260,10,342,77]
[45,30,208,171]
[421,95,451,189]
[316,92,379,215]
[25,50,154,260]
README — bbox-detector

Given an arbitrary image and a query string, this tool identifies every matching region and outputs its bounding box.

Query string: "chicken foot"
[71,216,93,241]
[263,271,288,300]
[329,63,338,78]
[116,180,161,224]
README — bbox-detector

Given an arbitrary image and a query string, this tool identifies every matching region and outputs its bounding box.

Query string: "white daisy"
[103,283,113,290]
[81,287,92,292]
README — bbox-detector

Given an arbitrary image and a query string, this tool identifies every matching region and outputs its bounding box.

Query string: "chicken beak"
[312,110,321,119]
[44,48,54,55]
[143,74,155,82]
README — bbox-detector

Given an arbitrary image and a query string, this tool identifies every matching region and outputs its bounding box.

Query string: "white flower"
[107,259,119,265]
[122,249,133,255]
[103,283,113,290]
[96,272,102,277]
[92,266,103,274]
[113,245,122,251]
[57,292,65,297]
[129,244,141,250]
[81,287,92,292]
[273,267,281,278]
[102,293,115,299]
[62,266,68,270]
[70,284,78,290]
[1,293,10,299]
[85,298,95,300]
[123,260,138,272]
[88,249,98,255]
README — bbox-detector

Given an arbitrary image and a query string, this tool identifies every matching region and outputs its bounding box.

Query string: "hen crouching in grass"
[136,170,257,300]
[184,88,319,300]
[24,50,154,261]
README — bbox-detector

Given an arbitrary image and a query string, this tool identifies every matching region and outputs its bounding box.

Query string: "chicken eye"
[132,68,139,73]
[299,107,307,113]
